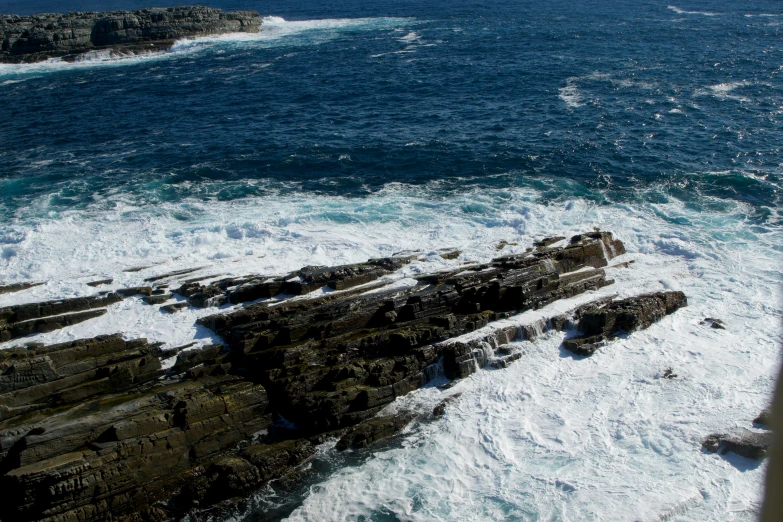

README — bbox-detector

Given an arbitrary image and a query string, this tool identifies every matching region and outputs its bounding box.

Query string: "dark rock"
[116,286,153,297]
[123,265,152,273]
[608,260,635,269]
[0,6,262,63]
[754,408,772,427]
[701,317,725,330]
[144,267,204,283]
[439,250,461,260]
[662,368,678,379]
[169,344,223,375]
[562,291,687,356]
[161,302,189,313]
[86,278,113,287]
[491,352,522,368]
[336,413,414,450]
[534,236,566,248]
[239,439,315,482]
[0,232,638,521]
[433,393,462,417]
[702,429,773,459]
[143,293,172,305]
[2,309,108,342]
[0,282,44,295]
[0,293,122,342]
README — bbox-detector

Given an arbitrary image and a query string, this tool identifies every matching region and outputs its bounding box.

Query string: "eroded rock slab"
[562,291,687,356]
[0,293,122,342]
[702,429,773,459]
[0,231,658,521]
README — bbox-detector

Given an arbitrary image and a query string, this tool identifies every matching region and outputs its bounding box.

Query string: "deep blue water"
[0,0,781,225]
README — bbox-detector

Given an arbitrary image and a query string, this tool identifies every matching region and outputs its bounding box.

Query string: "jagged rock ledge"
[0,232,690,521]
[0,6,262,64]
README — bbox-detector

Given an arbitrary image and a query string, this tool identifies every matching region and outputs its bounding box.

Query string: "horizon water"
[1,1,782,521]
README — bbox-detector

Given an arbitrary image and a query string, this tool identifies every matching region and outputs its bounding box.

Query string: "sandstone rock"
[562,291,687,356]
[0,232,647,521]
[702,429,773,459]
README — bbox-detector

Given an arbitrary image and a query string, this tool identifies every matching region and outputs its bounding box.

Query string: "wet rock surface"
[1,6,262,63]
[0,293,122,342]
[702,429,773,460]
[562,291,688,356]
[0,231,690,521]
[0,282,44,295]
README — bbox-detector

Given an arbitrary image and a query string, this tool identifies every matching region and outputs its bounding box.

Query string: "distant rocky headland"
[0,6,262,63]
[0,231,718,521]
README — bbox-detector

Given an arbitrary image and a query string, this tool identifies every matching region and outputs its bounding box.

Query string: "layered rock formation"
[0,232,690,521]
[0,6,262,63]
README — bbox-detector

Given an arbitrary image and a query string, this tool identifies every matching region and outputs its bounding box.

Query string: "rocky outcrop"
[0,6,262,63]
[0,282,44,295]
[196,231,621,434]
[702,429,773,460]
[754,408,772,427]
[335,413,414,450]
[562,291,687,356]
[0,293,122,342]
[0,231,687,521]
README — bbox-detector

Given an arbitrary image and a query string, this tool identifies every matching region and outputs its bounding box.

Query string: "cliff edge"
[0,6,262,63]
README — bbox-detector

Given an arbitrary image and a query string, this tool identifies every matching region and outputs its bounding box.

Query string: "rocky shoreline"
[0,231,699,521]
[0,6,262,64]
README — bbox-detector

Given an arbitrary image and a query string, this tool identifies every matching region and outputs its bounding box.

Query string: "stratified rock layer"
[0,6,262,63]
[0,231,687,522]
[562,291,688,356]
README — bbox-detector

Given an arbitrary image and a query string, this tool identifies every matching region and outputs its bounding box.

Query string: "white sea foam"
[694,81,753,102]
[559,80,583,108]
[0,184,780,520]
[667,6,721,17]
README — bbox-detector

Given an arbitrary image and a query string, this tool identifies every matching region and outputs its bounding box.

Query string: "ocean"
[0,0,781,520]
